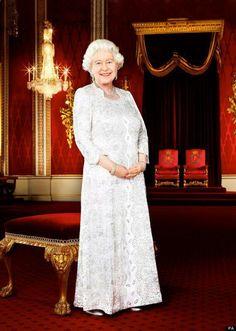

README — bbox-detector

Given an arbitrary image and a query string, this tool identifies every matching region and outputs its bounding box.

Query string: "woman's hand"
[114,165,129,178]
[126,162,146,179]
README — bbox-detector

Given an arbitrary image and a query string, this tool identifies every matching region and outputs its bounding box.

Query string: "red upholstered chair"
[0,213,80,315]
[183,149,208,187]
[155,149,180,187]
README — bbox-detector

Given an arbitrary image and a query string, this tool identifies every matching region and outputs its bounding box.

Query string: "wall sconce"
[121,76,130,90]
[227,74,236,134]
[59,81,74,148]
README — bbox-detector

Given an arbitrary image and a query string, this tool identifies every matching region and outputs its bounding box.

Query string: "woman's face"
[90,49,118,86]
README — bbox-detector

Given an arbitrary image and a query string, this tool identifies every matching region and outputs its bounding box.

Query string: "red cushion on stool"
[4,213,80,240]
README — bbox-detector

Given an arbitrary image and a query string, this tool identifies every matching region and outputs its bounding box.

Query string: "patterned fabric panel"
[159,149,179,168]
[185,149,206,168]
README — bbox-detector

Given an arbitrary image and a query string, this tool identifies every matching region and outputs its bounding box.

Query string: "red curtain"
[142,34,221,187]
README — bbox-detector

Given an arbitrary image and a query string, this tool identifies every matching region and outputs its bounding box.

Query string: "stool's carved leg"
[0,238,15,297]
[44,245,78,315]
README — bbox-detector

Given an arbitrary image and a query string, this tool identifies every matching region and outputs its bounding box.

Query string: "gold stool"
[0,213,80,315]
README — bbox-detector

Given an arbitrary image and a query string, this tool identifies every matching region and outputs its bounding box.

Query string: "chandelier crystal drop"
[27,21,69,100]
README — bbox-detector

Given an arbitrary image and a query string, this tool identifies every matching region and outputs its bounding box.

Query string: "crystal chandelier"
[27,21,69,100]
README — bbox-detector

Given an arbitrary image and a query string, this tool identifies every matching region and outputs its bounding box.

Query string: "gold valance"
[133,19,224,77]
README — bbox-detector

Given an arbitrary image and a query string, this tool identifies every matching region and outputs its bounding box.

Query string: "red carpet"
[0,203,236,330]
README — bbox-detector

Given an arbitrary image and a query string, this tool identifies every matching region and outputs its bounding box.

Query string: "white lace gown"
[73,83,162,314]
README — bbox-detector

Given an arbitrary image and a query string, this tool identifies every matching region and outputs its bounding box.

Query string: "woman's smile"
[91,49,118,87]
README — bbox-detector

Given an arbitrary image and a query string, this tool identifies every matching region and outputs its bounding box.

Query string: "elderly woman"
[73,39,162,316]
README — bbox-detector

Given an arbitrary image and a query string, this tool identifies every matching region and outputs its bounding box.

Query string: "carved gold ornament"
[44,244,78,315]
[44,244,78,272]
[0,238,15,297]
[59,80,74,148]
[227,76,236,135]
[0,233,79,315]
[132,19,224,36]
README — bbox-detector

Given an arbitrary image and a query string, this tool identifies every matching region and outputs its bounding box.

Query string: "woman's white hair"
[82,39,124,73]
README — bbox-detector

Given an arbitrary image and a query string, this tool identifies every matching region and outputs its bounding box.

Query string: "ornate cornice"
[132,19,224,39]
[133,19,225,77]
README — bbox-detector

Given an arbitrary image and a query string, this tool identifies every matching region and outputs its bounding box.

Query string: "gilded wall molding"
[34,0,51,176]
[45,99,51,175]
[227,75,236,135]
[2,0,9,175]
[91,0,107,40]
[0,63,2,171]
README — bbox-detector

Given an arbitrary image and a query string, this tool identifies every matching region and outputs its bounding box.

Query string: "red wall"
[8,0,90,175]
[220,21,236,173]
[48,0,90,174]
[7,0,236,175]
[8,0,34,175]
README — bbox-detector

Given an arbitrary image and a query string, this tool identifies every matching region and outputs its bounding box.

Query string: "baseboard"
[13,175,82,201]
[222,175,236,192]
[11,174,236,201]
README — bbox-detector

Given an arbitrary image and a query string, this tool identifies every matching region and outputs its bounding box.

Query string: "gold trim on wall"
[34,0,51,176]
[0,63,2,161]
[0,61,4,174]
[91,0,108,40]
[2,0,9,175]
[45,99,51,176]
[227,76,236,135]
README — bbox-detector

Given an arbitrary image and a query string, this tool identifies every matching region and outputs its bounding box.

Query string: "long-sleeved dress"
[73,83,162,315]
